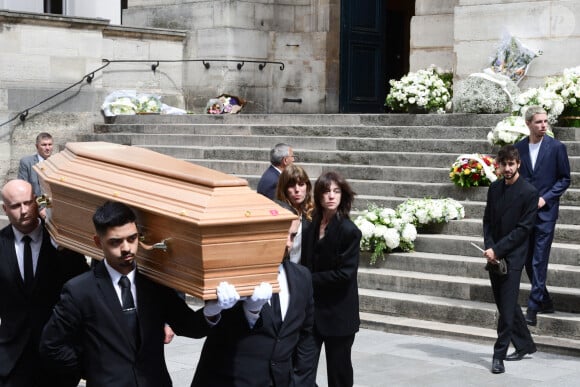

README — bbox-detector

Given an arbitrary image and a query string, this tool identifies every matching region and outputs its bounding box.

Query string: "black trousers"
[490,268,536,359]
[312,331,356,387]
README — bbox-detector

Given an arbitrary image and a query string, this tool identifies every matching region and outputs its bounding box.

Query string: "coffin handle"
[139,237,170,252]
[36,194,52,208]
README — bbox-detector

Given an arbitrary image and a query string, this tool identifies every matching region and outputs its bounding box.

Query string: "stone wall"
[123,0,339,113]
[0,10,186,186]
[410,0,458,72]
[412,0,580,90]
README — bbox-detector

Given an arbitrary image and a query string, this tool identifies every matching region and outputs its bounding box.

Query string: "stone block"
[214,1,256,29]
[0,53,50,83]
[411,15,454,48]
[0,23,22,53]
[272,32,326,60]
[273,4,295,32]
[20,25,80,57]
[416,0,458,16]
[255,4,275,30]
[294,4,314,32]
[409,49,455,72]
[196,28,268,58]
[50,57,89,83]
[455,1,580,42]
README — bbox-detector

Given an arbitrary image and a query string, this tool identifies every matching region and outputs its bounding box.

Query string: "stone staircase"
[83,113,580,356]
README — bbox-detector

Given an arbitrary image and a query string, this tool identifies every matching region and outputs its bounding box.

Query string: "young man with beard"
[482,145,538,374]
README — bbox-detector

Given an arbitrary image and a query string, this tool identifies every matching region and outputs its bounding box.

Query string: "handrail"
[0,58,285,128]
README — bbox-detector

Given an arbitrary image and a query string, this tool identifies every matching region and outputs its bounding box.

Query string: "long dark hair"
[313,171,355,219]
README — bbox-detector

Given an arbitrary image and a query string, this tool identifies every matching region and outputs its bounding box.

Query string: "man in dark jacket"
[0,179,89,387]
[483,145,538,374]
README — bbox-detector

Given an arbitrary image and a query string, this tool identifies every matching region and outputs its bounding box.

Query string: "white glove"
[243,282,272,314]
[203,281,240,317]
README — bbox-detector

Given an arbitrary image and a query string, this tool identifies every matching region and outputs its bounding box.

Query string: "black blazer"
[257,165,281,200]
[483,176,538,270]
[515,135,571,224]
[191,260,316,387]
[0,224,89,380]
[39,261,208,387]
[302,214,362,337]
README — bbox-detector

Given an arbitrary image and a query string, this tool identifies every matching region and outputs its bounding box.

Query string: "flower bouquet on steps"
[449,154,498,188]
[206,94,246,114]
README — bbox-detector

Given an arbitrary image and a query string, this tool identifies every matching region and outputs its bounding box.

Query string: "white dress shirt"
[103,259,138,309]
[12,220,43,280]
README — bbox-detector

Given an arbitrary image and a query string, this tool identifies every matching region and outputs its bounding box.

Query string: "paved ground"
[164,327,580,387]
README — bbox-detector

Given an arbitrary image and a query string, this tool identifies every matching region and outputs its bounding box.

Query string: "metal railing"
[0,58,285,128]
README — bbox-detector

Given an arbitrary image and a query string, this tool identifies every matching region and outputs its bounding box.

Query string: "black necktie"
[22,236,33,292]
[271,292,282,329]
[118,276,139,346]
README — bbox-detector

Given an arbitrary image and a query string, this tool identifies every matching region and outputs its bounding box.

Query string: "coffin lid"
[39,142,295,227]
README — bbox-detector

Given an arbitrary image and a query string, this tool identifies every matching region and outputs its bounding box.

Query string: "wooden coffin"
[34,142,296,299]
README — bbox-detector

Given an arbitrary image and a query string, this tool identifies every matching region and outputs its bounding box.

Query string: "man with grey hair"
[515,105,570,327]
[18,132,54,197]
[257,143,296,199]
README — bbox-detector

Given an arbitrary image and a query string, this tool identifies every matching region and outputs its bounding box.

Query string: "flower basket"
[450,154,498,188]
[385,66,452,114]
[557,106,580,127]
[206,94,246,114]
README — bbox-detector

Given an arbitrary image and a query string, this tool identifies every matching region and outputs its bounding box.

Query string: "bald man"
[0,180,89,387]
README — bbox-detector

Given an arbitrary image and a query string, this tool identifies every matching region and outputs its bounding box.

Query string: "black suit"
[191,260,316,387]
[39,261,208,387]
[483,176,538,359]
[302,214,362,387]
[257,165,281,200]
[0,224,89,387]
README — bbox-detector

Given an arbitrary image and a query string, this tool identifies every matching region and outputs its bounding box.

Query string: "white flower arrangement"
[512,87,565,124]
[396,198,465,227]
[544,66,580,109]
[354,205,417,265]
[101,91,163,116]
[453,71,519,114]
[487,116,529,146]
[385,66,452,114]
[355,198,464,264]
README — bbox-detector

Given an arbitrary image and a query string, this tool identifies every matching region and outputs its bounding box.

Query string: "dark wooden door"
[339,0,386,113]
[339,0,414,113]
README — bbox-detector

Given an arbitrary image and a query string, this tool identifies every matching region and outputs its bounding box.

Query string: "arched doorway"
[339,0,414,113]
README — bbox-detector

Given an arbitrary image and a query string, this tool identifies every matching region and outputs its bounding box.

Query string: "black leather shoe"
[505,347,536,361]
[525,309,537,326]
[491,358,505,374]
[539,301,555,314]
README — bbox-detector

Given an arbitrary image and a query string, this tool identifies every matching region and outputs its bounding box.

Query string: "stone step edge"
[359,312,580,357]
[416,233,580,249]
[359,256,580,277]
[358,268,580,296]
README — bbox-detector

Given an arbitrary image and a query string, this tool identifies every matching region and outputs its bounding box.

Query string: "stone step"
[81,132,580,156]
[109,113,512,127]
[94,123,495,139]
[422,218,580,244]
[360,251,580,289]
[242,176,580,207]
[413,234,580,267]
[358,287,580,340]
[94,122,580,141]
[354,196,580,226]
[359,312,580,357]
[358,267,580,313]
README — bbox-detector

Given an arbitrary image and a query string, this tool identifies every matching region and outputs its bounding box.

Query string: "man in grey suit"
[18,132,54,197]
